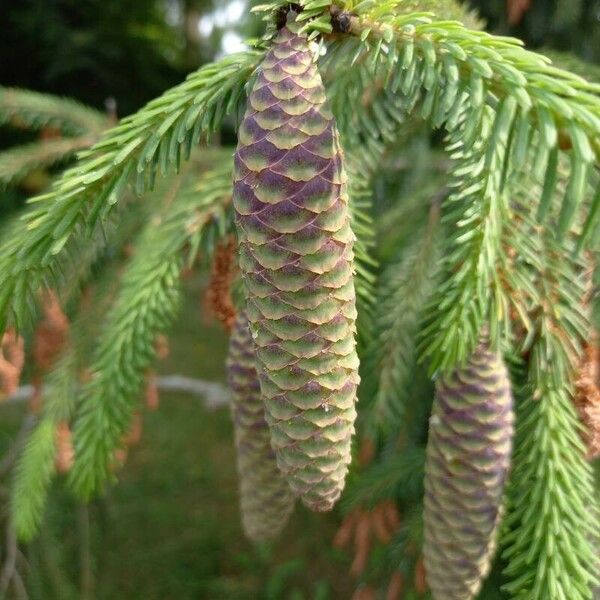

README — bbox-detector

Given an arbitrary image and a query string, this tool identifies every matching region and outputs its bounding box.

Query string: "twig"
[3,376,231,410]
[0,526,19,600]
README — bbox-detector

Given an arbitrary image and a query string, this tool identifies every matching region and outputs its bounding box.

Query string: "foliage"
[68,161,233,500]
[1,1,599,598]
[0,52,256,333]
[0,87,108,193]
[0,87,107,136]
[499,180,597,600]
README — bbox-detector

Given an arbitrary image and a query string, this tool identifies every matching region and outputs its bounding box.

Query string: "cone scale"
[226,310,294,542]
[423,341,514,600]
[232,17,359,511]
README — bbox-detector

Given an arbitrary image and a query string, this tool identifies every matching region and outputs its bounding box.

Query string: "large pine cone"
[423,342,514,600]
[226,310,294,542]
[232,17,359,511]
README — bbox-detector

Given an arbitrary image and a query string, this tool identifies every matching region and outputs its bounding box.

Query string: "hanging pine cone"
[226,310,294,542]
[423,341,514,600]
[232,13,359,511]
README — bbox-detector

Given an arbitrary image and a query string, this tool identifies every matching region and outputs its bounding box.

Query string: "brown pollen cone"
[204,236,237,331]
[0,329,25,397]
[574,342,600,459]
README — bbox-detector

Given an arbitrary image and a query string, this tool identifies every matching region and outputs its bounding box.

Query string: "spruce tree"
[1,1,598,598]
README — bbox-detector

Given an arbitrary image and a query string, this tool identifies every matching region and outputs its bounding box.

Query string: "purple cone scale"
[226,310,294,542]
[423,341,514,600]
[232,18,359,511]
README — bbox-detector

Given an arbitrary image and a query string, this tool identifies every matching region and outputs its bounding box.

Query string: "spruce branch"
[502,378,598,600]
[0,52,259,336]
[8,203,163,542]
[364,197,441,434]
[421,103,514,372]
[345,148,380,317]
[0,137,95,187]
[290,2,600,243]
[11,349,78,541]
[542,50,600,86]
[68,163,233,499]
[505,176,590,379]
[342,447,426,511]
[337,7,600,229]
[500,189,598,600]
[0,87,107,136]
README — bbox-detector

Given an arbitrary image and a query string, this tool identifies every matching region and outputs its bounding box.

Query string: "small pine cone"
[55,421,74,474]
[424,341,514,600]
[145,371,160,411]
[226,310,294,542]
[0,329,25,397]
[233,15,359,511]
[124,412,143,447]
[574,343,600,459]
[154,334,170,360]
[205,236,238,331]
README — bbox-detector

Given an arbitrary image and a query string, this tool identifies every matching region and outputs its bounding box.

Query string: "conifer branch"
[500,185,598,600]
[9,211,167,541]
[343,448,426,511]
[68,164,233,499]
[11,349,78,541]
[0,87,107,136]
[338,7,600,229]
[421,103,514,372]
[0,53,258,336]
[345,149,380,315]
[364,198,441,433]
[503,377,598,600]
[0,137,94,187]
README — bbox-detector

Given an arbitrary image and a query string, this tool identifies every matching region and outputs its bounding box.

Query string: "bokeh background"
[0,1,598,598]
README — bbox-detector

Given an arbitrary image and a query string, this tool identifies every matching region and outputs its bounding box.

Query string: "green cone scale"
[232,17,359,511]
[423,341,514,600]
[226,310,294,542]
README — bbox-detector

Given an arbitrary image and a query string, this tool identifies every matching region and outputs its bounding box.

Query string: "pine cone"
[423,342,514,600]
[232,16,359,511]
[226,310,294,542]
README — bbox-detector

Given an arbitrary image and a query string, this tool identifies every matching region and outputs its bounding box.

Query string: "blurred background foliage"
[0,1,598,599]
